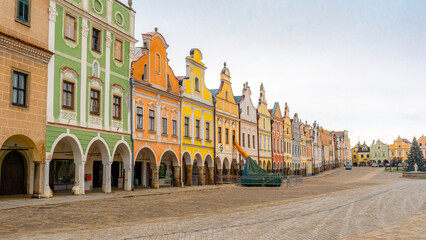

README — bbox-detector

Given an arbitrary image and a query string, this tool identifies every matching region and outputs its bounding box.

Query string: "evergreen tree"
[405,138,425,172]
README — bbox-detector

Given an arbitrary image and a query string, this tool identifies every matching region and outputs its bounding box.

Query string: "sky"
[132,0,426,145]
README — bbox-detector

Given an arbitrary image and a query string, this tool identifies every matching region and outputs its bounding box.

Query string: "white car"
[372,163,378,167]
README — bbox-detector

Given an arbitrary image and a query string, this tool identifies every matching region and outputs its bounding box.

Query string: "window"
[90,89,100,115]
[247,106,249,115]
[92,61,99,77]
[247,134,250,148]
[62,81,74,109]
[155,53,160,74]
[142,64,147,80]
[420,143,423,147]
[263,119,265,129]
[392,152,395,156]
[232,130,236,144]
[398,151,401,156]
[225,129,229,144]
[162,118,167,135]
[242,133,245,147]
[92,28,101,52]
[195,119,201,139]
[184,117,190,137]
[218,127,222,143]
[64,14,76,41]
[367,154,369,158]
[172,120,177,136]
[253,135,255,148]
[225,91,228,101]
[136,107,143,129]
[114,39,123,62]
[195,77,200,92]
[205,122,210,140]
[361,154,364,158]
[112,96,121,120]
[17,0,30,23]
[149,110,155,131]
[12,71,27,106]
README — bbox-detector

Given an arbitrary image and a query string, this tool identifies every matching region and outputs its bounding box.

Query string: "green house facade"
[370,139,389,164]
[44,0,136,197]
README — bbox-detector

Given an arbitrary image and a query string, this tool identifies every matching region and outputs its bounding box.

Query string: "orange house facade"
[131,30,182,189]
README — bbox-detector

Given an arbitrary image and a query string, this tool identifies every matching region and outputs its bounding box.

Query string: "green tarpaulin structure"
[241,156,282,186]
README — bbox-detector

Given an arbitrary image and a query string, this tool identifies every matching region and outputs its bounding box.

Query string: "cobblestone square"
[0,168,424,239]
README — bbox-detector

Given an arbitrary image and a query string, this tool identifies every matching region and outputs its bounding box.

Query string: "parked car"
[385,163,390,167]
[379,163,384,167]
[345,164,352,170]
[372,163,378,167]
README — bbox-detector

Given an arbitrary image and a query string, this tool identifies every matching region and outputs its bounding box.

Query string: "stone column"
[173,166,181,187]
[151,165,159,189]
[198,166,204,185]
[43,159,53,198]
[102,161,112,193]
[32,162,44,198]
[217,169,223,184]
[124,165,132,191]
[72,159,86,195]
[185,165,193,186]
[208,167,214,185]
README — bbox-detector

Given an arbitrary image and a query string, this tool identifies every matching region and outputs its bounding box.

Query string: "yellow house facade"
[257,83,272,171]
[300,123,307,174]
[389,136,411,163]
[352,142,370,166]
[283,103,292,175]
[181,49,214,186]
[210,63,240,179]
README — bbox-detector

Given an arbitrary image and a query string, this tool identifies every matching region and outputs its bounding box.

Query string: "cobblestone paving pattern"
[1,168,424,239]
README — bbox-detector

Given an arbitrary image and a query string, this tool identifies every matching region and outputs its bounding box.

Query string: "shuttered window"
[17,0,30,23]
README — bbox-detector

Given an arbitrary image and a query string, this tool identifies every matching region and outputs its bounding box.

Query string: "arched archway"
[135,146,157,188]
[223,158,230,175]
[192,153,202,186]
[159,149,180,187]
[0,135,40,196]
[48,134,84,195]
[182,151,192,186]
[267,161,272,173]
[215,157,223,184]
[112,141,132,191]
[204,154,214,185]
[263,161,267,170]
[85,138,110,192]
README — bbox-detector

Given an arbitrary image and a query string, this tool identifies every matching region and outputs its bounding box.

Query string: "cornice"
[134,79,182,101]
[0,32,53,64]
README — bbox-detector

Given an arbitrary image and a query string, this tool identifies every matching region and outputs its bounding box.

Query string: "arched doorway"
[159,150,180,187]
[204,154,213,185]
[182,152,191,186]
[86,139,110,192]
[0,151,26,195]
[135,146,156,189]
[192,154,202,186]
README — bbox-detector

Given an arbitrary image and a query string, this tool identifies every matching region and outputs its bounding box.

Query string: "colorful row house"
[235,82,258,167]
[270,102,284,172]
[0,0,53,197]
[257,83,272,171]
[283,104,293,175]
[131,30,181,189]
[44,0,136,197]
[389,137,411,163]
[180,48,214,186]
[210,63,240,180]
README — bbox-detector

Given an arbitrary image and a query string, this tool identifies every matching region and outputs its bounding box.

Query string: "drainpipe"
[130,67,135,191]
[213,96,217,183]
[257,110,260,166]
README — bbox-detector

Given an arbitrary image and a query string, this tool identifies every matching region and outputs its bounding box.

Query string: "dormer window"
[155,53,161,75]
[142,64,147,80]
[195,77,200,92]
[225,91,228,101]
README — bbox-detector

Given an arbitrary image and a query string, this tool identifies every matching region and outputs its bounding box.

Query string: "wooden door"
[0,151,26,195]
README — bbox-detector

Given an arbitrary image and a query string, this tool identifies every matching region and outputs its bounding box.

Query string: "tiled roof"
[234,95,242,103]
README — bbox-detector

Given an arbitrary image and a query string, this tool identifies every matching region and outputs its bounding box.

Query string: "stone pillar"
[151,165,159,189]
[102,161,112,193]
[173,166,181,187]
[208,167,214,185]
[198,166,204,185]
[72,159,86,195]
[142,161,147,186]
[185,165,193,186]
[217,169,223,184]
[124,165,132,191]
[32,162,44,198]
[43,159,53,198]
